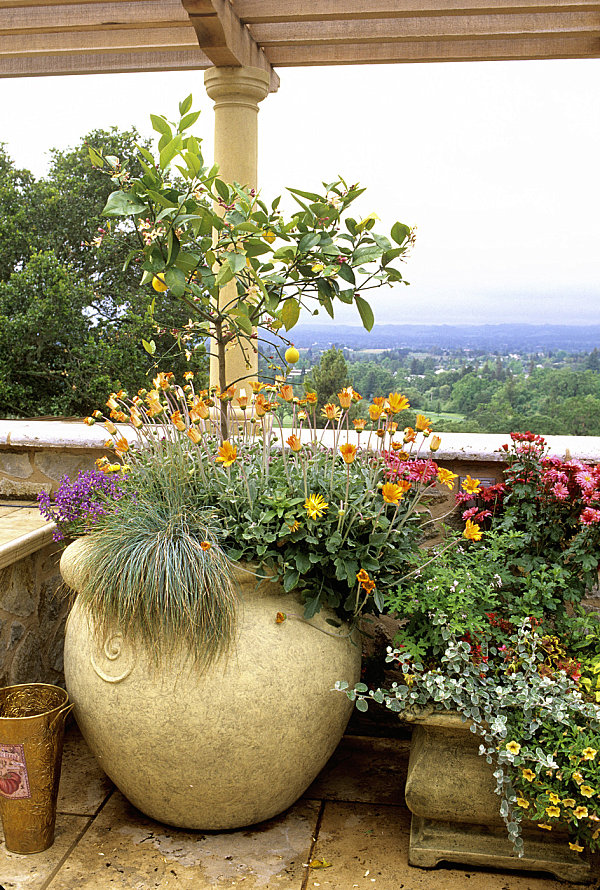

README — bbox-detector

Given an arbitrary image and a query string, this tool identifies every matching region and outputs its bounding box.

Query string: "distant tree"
[586,348,600,371]
[305,347,350,420]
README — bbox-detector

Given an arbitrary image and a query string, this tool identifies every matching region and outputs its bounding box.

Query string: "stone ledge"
[0,523,56,571]
[2,420,600,463]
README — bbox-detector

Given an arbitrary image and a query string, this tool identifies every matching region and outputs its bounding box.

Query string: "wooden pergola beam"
[250,12,600,46]
[0,47,210,76]
[234,0,600,22]
[182,0,278,90]
[0,1,190,32]
[268,32,600,65]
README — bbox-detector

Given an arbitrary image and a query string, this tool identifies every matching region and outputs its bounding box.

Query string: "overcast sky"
[1,60,598,327]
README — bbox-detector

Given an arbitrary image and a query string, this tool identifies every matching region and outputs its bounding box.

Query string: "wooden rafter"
[182,0,279,90]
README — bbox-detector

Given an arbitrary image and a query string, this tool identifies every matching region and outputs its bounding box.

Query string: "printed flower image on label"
[0,744,31,799]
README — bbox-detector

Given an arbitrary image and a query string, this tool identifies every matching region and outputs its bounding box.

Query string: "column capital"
[204,66,270,112]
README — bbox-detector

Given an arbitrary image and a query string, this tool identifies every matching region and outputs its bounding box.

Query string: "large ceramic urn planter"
[60,538,360,830]
[403,709,591,883]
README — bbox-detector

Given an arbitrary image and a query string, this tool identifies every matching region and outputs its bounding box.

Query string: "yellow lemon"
[152,275,168,292]
[284,346,300,365]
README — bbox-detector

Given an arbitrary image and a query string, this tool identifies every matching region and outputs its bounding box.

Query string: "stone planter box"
[403,709,591,883]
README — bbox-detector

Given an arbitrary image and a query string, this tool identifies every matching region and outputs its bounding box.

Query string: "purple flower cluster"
[38,469,129,541]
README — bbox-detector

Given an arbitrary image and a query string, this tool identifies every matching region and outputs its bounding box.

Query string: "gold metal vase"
[0,683,73,854]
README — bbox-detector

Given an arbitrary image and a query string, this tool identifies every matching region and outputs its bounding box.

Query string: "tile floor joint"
[300,799,326,890]
[39,790,115,890]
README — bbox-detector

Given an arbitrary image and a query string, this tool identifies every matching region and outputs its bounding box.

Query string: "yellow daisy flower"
[304,493,328,520]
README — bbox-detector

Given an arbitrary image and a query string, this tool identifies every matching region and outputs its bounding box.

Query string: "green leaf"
[353,245,382,265]
[179,94,193,116]
[88,146,104,168]
[287,186,323,203]
[355,294,374,331]
[183,151,201,177]
[234,313,253,335]
[337,262,355,285]
[298,232,320,252]
[150,114,172,138]
[226,252,247,275]
[159,135,183,170]
[355,699,369,712]
[391,221,411,245]
[215,263,234,287]
[214,179,230,202]
[283,570,300,593]
[303,595,321,619]
[178,110,201,132]
[103,190,147,217]
[164,267,187,296]
[382,247,406,267]
[280,299,300,331]
[167,230,180,265]
[137,144,155,164]
[142,338,156,355]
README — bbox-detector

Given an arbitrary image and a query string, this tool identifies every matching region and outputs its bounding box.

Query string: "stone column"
[204,67,271,392]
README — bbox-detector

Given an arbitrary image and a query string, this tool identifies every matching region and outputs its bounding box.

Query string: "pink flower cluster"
[540,456,600,523]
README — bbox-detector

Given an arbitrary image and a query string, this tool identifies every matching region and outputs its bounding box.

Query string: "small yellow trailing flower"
[538,823,553,831]
[574,806,589,819]
[573,771,584,785]
[569,842,585,852]
[515,796,529,809]
[216,441,237,467]
[505,741,521,756]
[304,493,328,520]
[548,792,560,805]
[462,474,481,494]
[562,798,576,808]
[579,785,595,798]
[463,519,483,542]
[546,806,561,818]
[522,768,536,782]
[582,747,597,761]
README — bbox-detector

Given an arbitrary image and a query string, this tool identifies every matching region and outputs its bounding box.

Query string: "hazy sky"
[1,60,598,327]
